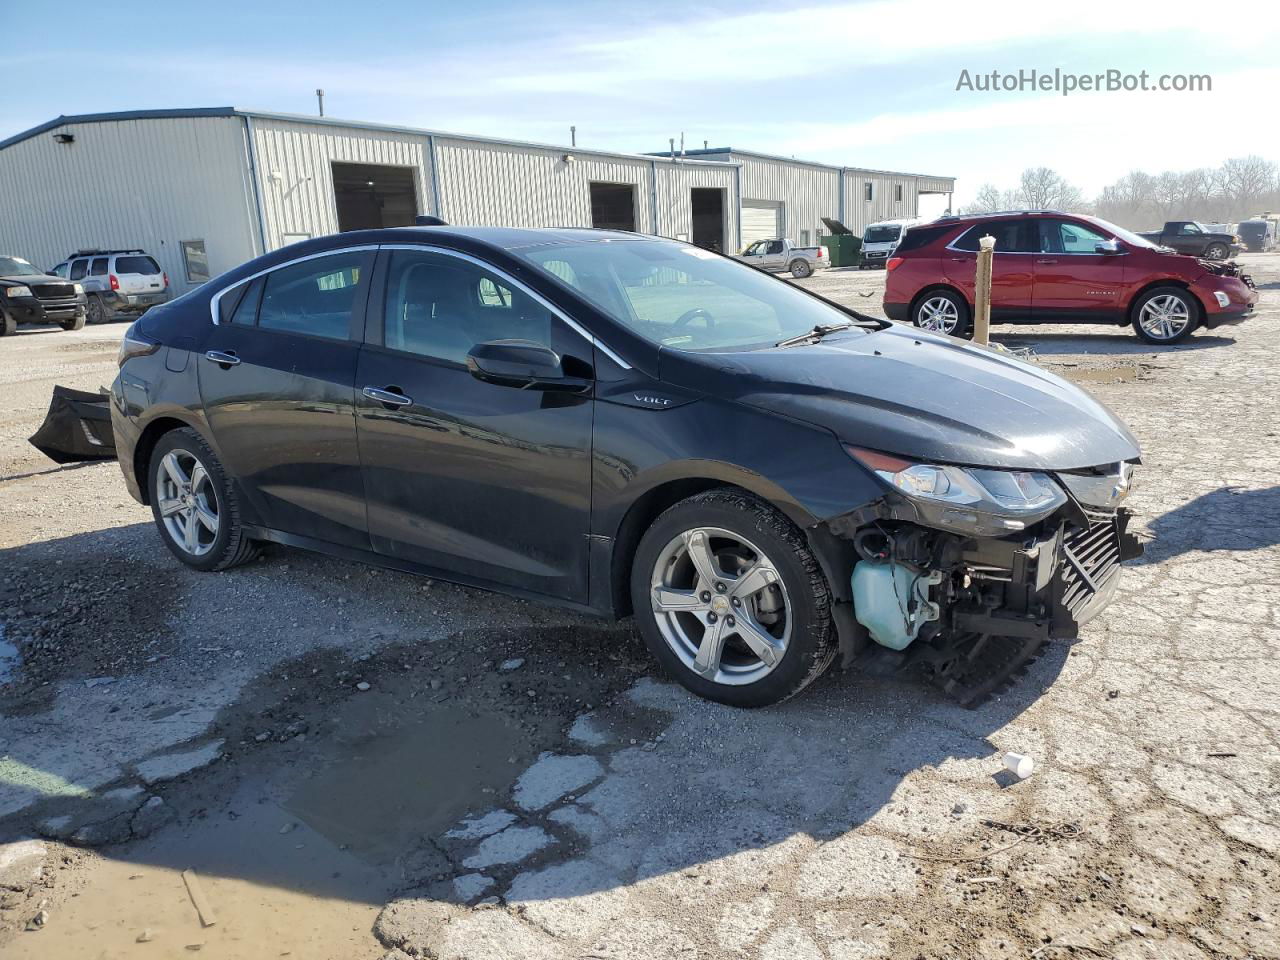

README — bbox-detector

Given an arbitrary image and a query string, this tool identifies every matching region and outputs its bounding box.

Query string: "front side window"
[90,257,108,276]
[743,241,766,256]
[515,238,872,352]
[51,263,69,278]
[258,251,369,340]
[382,250,555,364]
[1179,222,1204,235]
[69,259,88,281]
[1042,220,1109,254]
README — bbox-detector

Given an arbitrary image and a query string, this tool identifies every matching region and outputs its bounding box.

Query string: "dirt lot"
[1,257,1278,960]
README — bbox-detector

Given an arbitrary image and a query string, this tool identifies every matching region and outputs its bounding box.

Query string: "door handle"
[205,350,240,367]
[1036,258,1058,264]
[363,385,413,408]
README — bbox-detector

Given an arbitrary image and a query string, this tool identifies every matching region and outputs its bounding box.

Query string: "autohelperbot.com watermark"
[956,68,1211,96]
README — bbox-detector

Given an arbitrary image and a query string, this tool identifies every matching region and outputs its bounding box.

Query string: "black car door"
[354,246,594,603]
[198,247,375,549]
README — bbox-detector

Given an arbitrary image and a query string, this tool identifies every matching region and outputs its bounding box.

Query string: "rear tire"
[59,312,86,331]
[790,259,812,278]
[912,288,971,339]
[87,295,107,324]
[1131,286,1199,344]
[149,428,259,572]
[630,489,836,707]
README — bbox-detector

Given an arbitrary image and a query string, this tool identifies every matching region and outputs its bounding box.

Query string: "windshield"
[0,257,40,276]
[515,239,865,351]
[1083,216,1160,250]
[863,225,901,244]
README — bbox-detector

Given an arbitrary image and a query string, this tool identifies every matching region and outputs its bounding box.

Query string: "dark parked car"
[112,227,1142,707]
[1,255,87,336]
[1134,221,1243,260]
[884,211,1257,344]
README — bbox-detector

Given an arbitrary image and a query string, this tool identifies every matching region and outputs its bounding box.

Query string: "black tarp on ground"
[28,386,117,463]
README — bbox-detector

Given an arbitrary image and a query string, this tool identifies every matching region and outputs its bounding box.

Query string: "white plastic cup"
[1003,752,1034,779]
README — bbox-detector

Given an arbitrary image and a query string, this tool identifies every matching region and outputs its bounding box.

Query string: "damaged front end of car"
[820,449,1143,707]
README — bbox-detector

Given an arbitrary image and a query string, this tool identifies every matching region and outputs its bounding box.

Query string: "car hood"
[660,325,1141,471]
[1,272,65,285]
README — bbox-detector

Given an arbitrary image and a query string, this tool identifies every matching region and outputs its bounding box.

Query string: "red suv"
[883,211,1257,344]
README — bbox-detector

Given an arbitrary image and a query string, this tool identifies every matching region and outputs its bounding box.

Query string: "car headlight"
[73,282,85,295]
[4,285,32,298]
[846,446,1067,536]
[1214,291,1231,308]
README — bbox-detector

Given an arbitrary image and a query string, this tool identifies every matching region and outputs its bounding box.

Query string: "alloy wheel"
[156,450,219,556]
[649,527,791,685]
[916,295,959,333]
[1138,294,1191,341]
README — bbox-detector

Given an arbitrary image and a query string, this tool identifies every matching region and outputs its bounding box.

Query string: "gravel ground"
[2,256,1278,959]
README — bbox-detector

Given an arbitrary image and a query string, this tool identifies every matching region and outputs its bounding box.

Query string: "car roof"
[370,225,652,250]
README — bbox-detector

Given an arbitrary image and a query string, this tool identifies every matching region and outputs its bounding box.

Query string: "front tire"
[630,489,835,707]
[0,311,14,336]
[1204,243,1228,260]
[790,259,812,278]
[1131,286,1199,344]
[59,311,86,331]
[912,288,971,338]
[149,428,258,572]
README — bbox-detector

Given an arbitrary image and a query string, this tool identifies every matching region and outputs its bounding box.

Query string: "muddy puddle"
[6,625,652,958]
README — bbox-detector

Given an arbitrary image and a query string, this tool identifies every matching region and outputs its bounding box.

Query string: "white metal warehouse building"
[0,108,953,294]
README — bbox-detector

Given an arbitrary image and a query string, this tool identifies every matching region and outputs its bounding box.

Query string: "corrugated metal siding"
[250,118,433,251]
[0,116,257,291]
[713,154,840,245]
[434,138,653,231]
[841,170,922,235]
[653,161,738,246]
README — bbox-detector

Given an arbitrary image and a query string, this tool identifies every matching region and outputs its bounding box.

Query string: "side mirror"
[466,340,590,393]
[1095,239,1122,255]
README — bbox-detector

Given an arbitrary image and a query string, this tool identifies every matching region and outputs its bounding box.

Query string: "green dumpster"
[820,233,862,267]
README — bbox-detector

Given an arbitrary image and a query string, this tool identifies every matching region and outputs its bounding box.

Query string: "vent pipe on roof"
[669,138,675,159]
[704,140,708,149]
[570,125,576,147]
[679,132,685,157]
[316,88,325,117]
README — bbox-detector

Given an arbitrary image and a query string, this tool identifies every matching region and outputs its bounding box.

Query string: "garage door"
[741,200,782,248]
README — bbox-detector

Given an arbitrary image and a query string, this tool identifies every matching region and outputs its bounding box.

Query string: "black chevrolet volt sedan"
[112,226,1142,707]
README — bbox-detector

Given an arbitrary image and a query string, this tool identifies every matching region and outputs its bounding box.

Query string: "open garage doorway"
[589,182,637,231]
[332,162,419,231]
[691,188,726,252]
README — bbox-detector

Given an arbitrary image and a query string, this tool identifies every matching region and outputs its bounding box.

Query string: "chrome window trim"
[378,243,631,370]
[944,221,1129,257]
[208,244,380,326]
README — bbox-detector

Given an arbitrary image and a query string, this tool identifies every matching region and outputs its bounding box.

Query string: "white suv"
[51,249,170,323]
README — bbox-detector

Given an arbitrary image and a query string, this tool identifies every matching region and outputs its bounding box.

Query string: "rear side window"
[69,259,88,281]
[895,225,953,253]
[90,258,108,276]
[115,255,161,275]
[220,276,264,325]
[952,220,1036,253]
[259,251,369,340]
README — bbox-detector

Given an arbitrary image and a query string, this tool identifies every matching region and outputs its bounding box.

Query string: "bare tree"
[960,183,1015,215]
[1015,167,1084,211]
[1218,156,1278,220]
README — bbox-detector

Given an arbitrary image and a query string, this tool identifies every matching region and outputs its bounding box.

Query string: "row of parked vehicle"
[0,247,169,336]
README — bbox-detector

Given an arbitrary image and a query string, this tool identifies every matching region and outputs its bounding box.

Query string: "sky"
[5,0,1279,206]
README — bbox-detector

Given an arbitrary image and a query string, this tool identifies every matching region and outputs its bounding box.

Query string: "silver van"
[50,249,170,323]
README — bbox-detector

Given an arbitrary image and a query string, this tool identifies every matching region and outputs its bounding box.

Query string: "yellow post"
[972,234,995,345]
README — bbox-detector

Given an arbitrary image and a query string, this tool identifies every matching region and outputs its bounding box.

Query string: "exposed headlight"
[1214,291,1231,308]
[4,285,32,299]
[847,446,1067,536]
[73,282,85,295]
